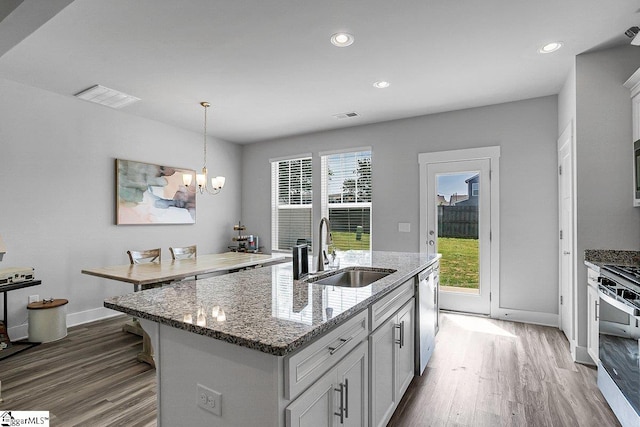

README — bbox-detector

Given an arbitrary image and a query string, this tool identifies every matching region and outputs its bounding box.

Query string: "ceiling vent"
[74,84,140,109]
[333,112,360,120]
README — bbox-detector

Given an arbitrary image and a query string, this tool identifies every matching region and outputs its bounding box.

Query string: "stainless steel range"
[598,265,640,427]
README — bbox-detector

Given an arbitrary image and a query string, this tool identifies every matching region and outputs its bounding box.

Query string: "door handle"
[328,336,353,355]
[344,378,349,419]
[334,383,344,424]
[394,321,405,348]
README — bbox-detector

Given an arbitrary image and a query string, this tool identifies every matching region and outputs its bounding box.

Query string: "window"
[472,182,479,196]
[321,150,372,251]
[271,157,313,252]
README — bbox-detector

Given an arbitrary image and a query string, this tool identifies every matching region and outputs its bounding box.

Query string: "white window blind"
[271,157,313,252]
[321,150,372,251]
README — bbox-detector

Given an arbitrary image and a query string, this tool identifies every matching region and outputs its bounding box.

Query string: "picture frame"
[116,159,196,225]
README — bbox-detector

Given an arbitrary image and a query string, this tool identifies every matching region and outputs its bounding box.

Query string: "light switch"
[398,223,411,233]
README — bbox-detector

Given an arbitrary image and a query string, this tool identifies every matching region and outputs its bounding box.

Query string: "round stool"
[27,299,68,343]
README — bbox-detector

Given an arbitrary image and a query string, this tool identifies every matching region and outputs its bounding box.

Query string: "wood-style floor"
[389,312,620,427]
[0,313,620,426]
[0,316,156,427]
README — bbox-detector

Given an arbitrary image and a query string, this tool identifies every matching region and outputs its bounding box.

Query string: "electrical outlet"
[197,383,221,416]
[28,295,39,304]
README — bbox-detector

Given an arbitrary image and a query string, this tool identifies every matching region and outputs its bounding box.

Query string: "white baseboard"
[7,307,124,341]
[67,306,122,328]
[7,324,28,342]
[492,307,559,327]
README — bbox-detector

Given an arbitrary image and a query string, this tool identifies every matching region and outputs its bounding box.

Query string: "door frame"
[557,121,577,358]
[419,146,500,317]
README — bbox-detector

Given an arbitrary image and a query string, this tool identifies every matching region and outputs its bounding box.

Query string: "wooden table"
[82,252,287,288]
[82,252,288,366]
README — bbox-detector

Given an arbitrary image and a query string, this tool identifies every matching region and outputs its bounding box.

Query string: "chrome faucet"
[317,217,333,272]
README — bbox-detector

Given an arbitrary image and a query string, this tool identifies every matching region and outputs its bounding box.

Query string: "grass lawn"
[438,237,479,288]
[330,231,370,251]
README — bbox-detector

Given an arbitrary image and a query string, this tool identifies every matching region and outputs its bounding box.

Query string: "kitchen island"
[105,250,440,427]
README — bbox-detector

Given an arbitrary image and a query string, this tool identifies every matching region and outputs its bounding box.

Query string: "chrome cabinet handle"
[344,378,349,419]
[334,383,344,424]
[328,336,353,355]
[595,301,599,321]
[394,321,405,348]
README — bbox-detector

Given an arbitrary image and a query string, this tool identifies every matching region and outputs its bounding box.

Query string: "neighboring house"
[449,193,469,205]
[453,174,479,206]
[436,195,448,206]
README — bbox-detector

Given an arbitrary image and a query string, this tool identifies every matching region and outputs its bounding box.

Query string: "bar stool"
[127,248,161,292]
[169,245,197,279]
[169,245,196,260]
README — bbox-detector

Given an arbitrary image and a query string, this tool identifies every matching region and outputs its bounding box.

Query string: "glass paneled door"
[426,159,491,315]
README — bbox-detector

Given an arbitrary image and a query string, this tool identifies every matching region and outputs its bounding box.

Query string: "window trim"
[271,156,313,253]
[321,149,373,251]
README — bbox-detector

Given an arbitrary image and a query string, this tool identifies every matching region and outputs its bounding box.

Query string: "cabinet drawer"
[369,279,414,331]
[587,267,599,288]
[284,310,368,400]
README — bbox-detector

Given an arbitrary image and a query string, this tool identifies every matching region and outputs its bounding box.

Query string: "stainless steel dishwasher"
[415,263,439,375]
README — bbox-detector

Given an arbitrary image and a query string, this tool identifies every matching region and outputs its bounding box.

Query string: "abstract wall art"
[116,159,196,225]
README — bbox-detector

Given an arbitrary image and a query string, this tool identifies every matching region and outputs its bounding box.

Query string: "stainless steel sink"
[311,268,396,288]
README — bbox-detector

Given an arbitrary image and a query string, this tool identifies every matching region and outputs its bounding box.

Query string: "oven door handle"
[598,288,640,317]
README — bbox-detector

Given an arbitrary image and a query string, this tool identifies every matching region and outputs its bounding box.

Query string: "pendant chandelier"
[183,102,226,195]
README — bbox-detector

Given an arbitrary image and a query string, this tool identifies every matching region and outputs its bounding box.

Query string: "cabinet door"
[369,316,396,427]
[587,285,599,364]
[286,372,336,427]
[396,299,415,398]
[336,342,368,427]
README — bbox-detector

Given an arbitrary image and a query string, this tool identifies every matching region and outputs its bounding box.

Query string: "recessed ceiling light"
[330,32,354,47]
[538,42,563,54]
[373,81,390,89]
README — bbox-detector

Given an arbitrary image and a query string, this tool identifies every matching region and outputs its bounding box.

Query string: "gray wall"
[573,46,640,347]
[0,78,242,336]
[242,96,559,315]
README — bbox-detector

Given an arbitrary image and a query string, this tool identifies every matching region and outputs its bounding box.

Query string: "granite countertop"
[584,249,640,271]
[104,250,440,356]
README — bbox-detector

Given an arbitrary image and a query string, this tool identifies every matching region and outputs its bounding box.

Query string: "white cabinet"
[287,341,368,427]
[369,298,415,427]
[337,342,368,427]
[285,310,368,400]
[587,272,599,364]
[396,300,415,396]
[286,372,335,427]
